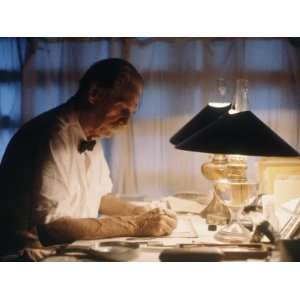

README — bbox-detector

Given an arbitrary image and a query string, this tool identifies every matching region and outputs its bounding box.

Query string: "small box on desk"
[258,157,300,200]
[159,244,270,262]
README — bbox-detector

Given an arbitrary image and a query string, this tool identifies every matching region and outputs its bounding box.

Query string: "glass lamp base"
[214,221,251,243]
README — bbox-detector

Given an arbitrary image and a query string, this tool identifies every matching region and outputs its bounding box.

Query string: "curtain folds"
[0,37,26,158]
[0,37,299,197]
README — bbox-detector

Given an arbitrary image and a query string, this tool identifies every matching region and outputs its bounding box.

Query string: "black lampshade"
[170,104,231,145]
[176,110,300,157]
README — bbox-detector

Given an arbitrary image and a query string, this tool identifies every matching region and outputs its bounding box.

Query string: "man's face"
[89,89,140,138]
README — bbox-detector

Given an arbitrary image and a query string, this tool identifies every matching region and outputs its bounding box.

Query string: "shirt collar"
[60,99,88,141]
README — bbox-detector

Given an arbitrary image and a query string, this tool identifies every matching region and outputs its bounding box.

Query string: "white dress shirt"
[0,99,113,242]
[33,102,113,224]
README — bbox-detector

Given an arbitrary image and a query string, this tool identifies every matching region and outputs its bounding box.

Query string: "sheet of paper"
[168,217,197,238]
[274,177,300,204]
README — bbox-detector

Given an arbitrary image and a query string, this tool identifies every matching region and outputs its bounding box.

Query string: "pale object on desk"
[261,195,279,231]
[273,176,300,204]
[258,157,300,195]
[169,216,199,238]
[164,196,206,214]
[262,194,300,233]
[173,191,211,205]
[277,197,300,231]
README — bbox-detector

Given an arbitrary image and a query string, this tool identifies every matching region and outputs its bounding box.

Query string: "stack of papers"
[262,194,300,237]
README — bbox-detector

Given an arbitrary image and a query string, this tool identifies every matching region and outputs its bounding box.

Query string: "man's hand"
[37,208,177,246]
[134,208,177,237]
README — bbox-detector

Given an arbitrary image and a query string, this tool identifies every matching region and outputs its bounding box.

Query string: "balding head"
[76,58,143,105]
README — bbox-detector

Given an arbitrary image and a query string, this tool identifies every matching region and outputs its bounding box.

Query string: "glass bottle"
[209,78,230,108]
[234,79,249,112]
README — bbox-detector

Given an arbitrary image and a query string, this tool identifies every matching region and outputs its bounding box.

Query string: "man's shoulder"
[1,102,73,162]
[14,101,74,142]
[24,102,68,130]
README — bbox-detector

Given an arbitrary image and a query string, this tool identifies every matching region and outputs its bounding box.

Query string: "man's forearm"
[37,216,138,246]
[100,194,147,216]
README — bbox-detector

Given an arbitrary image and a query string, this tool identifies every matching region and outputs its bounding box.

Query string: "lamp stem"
[200,154,230,225]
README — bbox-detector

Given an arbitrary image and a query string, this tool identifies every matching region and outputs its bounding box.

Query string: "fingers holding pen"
[135,208,177,237]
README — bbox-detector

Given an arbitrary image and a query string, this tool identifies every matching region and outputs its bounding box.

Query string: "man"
[0,58,177,260]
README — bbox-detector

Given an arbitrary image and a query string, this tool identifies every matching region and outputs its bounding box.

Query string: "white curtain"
[1,37,299,198]
[115,38,300,197]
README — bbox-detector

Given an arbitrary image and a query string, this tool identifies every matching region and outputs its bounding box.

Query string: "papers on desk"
[125,216,199,241]
[262,194,300,238]
[164,196,206,214]
[71,198,219,256]
[274,176,300,204]
[72,214,220,256]
[169,217,198,238]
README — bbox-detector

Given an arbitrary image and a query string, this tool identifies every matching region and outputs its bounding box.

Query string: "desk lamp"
[170,79,232,225]
[170,103,232,224]
[176,110,300,242]
[170,104,231,145]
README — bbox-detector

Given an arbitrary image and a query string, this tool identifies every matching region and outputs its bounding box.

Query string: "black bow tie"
[78,139,96,154]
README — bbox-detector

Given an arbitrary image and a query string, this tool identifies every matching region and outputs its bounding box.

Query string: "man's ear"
[87,83,100,105]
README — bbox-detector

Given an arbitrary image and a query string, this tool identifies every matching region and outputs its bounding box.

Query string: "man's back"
[0,102,67,254]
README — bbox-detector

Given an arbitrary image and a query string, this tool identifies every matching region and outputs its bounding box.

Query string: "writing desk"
[71,214,272,262]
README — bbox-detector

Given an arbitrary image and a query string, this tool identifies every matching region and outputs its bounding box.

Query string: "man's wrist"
[127,215,141,236]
